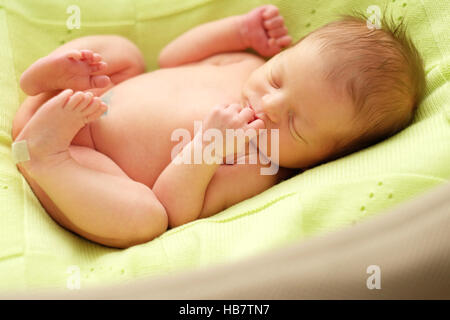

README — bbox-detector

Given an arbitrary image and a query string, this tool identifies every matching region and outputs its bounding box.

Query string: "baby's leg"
[15,90,167,248]
[20,49,111,96]
[13,35,146,140]
[52,35,146,86]
[20,35,146,96]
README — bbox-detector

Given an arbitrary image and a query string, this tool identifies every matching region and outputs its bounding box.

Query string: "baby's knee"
[111,36,146,71]
[123,198,168,248]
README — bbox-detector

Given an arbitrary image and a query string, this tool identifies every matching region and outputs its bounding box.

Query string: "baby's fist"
[203,104,265,159]
[240,5,292,57]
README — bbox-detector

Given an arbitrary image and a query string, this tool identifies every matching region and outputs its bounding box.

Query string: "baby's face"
[241,38,355,168]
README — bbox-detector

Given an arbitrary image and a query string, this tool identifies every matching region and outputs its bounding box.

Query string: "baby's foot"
[241,5,292,57]
[14,90,107,174]
[20,50,111,96]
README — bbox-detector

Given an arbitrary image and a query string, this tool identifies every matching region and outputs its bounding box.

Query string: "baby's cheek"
[270,128,290,156]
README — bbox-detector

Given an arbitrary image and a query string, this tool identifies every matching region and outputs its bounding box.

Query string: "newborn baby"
[12,5,425,248]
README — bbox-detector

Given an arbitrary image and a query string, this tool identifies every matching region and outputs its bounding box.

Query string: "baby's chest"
[93,61,259,184]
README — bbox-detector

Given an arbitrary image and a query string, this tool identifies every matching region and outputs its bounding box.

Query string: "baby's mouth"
[244,100,262,121]
[248,104,266,121]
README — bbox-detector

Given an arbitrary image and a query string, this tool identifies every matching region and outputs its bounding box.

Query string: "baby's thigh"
[68,145,129,177]
[21,145,129,233]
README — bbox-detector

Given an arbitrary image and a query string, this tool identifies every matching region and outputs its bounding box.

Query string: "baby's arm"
[158,5,291,68]
[198,157,294,220]
[153,103,265,228]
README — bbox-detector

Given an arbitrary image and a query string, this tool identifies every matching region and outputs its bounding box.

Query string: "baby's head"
[242,13,426,169]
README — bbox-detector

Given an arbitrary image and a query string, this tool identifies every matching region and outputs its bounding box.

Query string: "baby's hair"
[303,10,426,161]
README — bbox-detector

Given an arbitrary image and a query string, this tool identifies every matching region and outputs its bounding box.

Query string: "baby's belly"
[89,69,246,187]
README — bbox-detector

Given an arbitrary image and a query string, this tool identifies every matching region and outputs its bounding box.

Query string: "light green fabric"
[0,0,449,291]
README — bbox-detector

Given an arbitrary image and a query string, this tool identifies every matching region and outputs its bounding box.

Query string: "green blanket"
[0,0,449,291]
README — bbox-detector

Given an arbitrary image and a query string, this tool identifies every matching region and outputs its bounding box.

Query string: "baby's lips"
[249,106,266,125]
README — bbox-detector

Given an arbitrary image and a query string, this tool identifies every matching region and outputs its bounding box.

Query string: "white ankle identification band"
[11,140,30,164]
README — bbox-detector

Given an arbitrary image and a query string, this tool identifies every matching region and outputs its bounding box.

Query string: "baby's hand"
[240,5,292,57]
[202,104,265,159]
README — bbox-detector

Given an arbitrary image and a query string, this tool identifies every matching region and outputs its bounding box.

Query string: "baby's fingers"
[262,5,279,20]
[268,27,288,39]
[227,103,243,113]
[264,16,284,30]
[246,118,266,132]
[239,107,255,123]
[276,35,292,48]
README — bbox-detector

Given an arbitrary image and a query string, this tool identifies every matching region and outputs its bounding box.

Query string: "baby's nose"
[261,93,282,123]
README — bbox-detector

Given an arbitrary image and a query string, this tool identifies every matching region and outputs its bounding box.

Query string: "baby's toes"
[81,96,101,115]
[80,50,95,62]
[82,98,108,123]
[89,61,108,73]
[92,53,103,64]
[74,92,94,111]
[89,101,108,120]
[66,50,83,61]
[89,75,111,89]
[65,91,86,110]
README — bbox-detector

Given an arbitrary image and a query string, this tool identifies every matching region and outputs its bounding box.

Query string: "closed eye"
[289,112,307,144]
[269,67,280,89]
